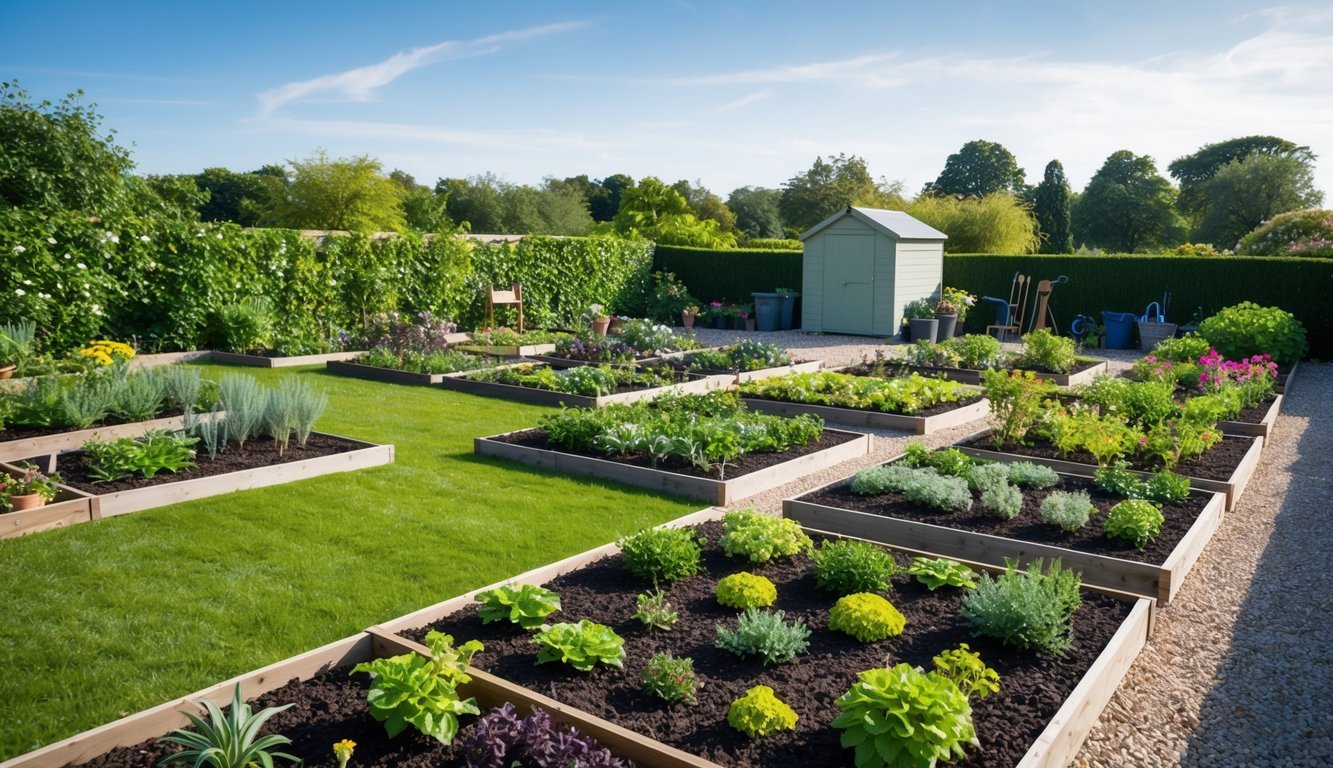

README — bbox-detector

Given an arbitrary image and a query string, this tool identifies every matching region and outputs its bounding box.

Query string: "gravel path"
[691,329,1331,767]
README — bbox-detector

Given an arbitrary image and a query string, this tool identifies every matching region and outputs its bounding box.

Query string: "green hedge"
[944,254,1333,358]
[0,209,652,352]
[653,245,802,304]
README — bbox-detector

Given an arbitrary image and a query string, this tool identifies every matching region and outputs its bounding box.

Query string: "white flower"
[14,288,25,296]
[215,233,223,239]
[64,252,71,260]
[77,262,86,269]
[38,292,50,299]
[110,234,119,244]
[139,235,151,242]
[46,237,56,244]
[12,245,24,254]
[22,279,31,285]
[56,282,63,289]
[91,304,102,315]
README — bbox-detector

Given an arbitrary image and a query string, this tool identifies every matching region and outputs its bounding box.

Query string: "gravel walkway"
[690,328,1332,767]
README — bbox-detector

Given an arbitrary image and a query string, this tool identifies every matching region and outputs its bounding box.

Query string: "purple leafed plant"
[360,310,458,355]
[462,703,630,768]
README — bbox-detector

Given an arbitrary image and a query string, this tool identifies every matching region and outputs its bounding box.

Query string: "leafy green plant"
[641,652,699,705]
[727,685,798,738]
[851,465,973,513]
[631,589,679,631]
[738,370,974,416]
[475,583,561,630]
[619,526,703,583]
[932,644,1000,700]
[1198,301,1307,365]
[82,430,197,482]
[983,369,1058,446]
[832,663,977,768]
[1016,328,1077,374]
[979,481,1023,520]
[715,571,778,610]
[1040,490,1095,532]
[532,620,625,671]
[157,683,299,768]
[948,333,1004,369]
[963,462,1010,494]
[906,557,977,590]
[715,608,810,665]
[812,539,896,595]
[828,593,907,642]
[207,297,276,354]
[962,558,1082,654]
[1150,334,1212,364]
[350,630,483,744]
[1105,499,1165,549]
[1144,469,1191,505]
[719,509,812,563]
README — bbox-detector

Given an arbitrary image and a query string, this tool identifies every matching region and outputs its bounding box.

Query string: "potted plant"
[942,287,976,335]
[933,296,961,342]
[735,305,755,331]
[0,319,38,379]
[608,314,629,335]
[902,299,937,343]
[586,304,611,337]
[1,462,62,512]
[681,305,699,330]
[709,301,729,330]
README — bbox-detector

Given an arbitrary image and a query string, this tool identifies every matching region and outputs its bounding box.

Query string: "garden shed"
[799,206,947,336]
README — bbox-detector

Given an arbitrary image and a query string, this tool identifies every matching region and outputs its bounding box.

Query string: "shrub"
[906,557,978,590]
[828,593,907,642]
[1016,329,1077,374]
[631,589,679,632]
[532,621,625,671]
[206,297,275,354]
[719,509,812,563]
[832,663,978,768]
[727,685,798,738]
[1199,301,1307,364]
[475,583,561,630]
[1040,490,1095,532]
[619,526,702,583]
[979,482,1023,519]
[641,652,699,705]
[812,539,896,595]
[948,333,1003,369]
[1007,461,1060,489]
[932,644,1001,700]
[1236,208,1333,258]
[715,572,778,610]
[351,630,483,744]
[1105,499,1165,549]
[715,608,810,665]
[850,464,916,495]
[962,559,1082,654]
[964,462,1010,494]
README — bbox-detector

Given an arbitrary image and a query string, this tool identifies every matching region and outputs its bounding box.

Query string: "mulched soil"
[960,433,1257,481]
[0,409,187,443]
[492,429,860,480]
[1228,396,1278,425]
[797,470,1212,564]
[405,521,1134,768]
[52,433,365,493]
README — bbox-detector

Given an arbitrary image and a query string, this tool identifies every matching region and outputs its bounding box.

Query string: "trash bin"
[1101,311,1137,350]
[752,292,782,332]
[778,291,800,330]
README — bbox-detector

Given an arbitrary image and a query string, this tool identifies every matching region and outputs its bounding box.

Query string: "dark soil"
[492,428,860,480]
[798,470,1211,564]
[405,522,1134,768]
[53,433,365,493]
[962,433,1256,481]
[1229,396,1277,425]
[0,408,187,443]
[740,391,983,419]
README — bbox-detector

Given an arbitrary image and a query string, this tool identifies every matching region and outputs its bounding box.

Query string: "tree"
[438,175,505,233]
[906,193,1039,253]
[727,186,785,239]
[0,81,135,217]
[1072,151,1184,252]
[264,150,406,232]
[435,174,591,235]
[779,154,881,232]
[193,167,285,225]
[671,179,737,233]
[924,140,1025,198]
[1168,135,1314,216]
[613,177,735,247]
[596,174,634,222]
[1033,160,1074,253]
[1191,155,1323,248]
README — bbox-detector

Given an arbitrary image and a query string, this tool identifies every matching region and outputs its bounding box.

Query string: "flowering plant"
[361,311,457,358]
[942,287,977,322]
[1,462,62,508]
[79,340,136,366]
[682,305,700,316]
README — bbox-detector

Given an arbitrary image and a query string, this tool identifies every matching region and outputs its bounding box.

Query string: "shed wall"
[893,240,945,327]
[801,235,824,331]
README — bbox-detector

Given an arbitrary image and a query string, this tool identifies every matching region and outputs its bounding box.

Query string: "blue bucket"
[1101,311,1137,350]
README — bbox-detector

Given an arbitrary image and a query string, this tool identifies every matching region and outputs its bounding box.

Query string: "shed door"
[821,234,876,334]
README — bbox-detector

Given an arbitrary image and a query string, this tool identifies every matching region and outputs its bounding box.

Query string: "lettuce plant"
[812,539,896,595]
[715,572,778,609]
[1105,499,1165,549]
[719,509,812,562]
[158,683,299,768]
[832,663,977,768]
[532,620,625,671]
[828,593,907,643]
[727,685,798,738]
[475,583,561,630]
[906,557,977,590]
[351,630,483,744]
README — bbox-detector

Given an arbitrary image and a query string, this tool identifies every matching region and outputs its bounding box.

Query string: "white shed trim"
[800,206,948,242]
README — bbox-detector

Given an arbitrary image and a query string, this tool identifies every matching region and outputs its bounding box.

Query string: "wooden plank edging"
[210,350,367,368]
[1217,395,1281,438]
[438,373,731,408]
[0,414,207,463]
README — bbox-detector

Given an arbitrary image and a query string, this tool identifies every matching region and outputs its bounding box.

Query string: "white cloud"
[256,21,587,115]
[714,89,775,112]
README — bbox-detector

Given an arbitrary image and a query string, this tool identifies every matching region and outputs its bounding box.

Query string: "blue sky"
[4,1,1331,198]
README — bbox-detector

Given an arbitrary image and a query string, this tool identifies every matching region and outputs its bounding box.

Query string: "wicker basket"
[1137,321,1178,350]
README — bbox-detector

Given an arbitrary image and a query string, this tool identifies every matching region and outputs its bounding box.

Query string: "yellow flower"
[333,739,355,767]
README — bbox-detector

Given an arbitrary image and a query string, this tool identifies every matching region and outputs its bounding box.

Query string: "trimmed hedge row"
[653,245,802,304]
[944,254,1333,358]
[0,209,652,353]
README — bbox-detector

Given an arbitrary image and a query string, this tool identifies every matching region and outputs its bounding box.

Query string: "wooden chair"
[986,273,1029,342]
[485,283,523,332]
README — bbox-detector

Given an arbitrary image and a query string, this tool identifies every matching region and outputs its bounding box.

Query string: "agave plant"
[157,683,299,768]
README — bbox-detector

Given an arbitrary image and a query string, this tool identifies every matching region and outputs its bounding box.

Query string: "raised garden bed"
[852,358,1109,388]
[741,395,987,435]
[209,350,370,368]
[1216,394,1282,438]
[127,350,215,368]
[0,412,221,464]
[476,427,870,505]
[439,367,733,408]
[737,370,987,435]
[785,452,1226,603]
[326,356,511,386]
[385,511,1153,768]
[954,428,1263,512]
[26,432,393,520]
[456,341,557,356]
[0,464,94,540]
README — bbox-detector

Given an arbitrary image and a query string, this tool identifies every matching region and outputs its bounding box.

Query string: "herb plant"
[532,620,625,671]
[351,630,483,744]
[619,526,703,583]
[828,593,907,642]
[932,644,1001,700]
[631,589,679,631]
[738,370,975,416]
[157,683,299,768]
[962,558,1083,654]
[1015,328,1077,373]
[475,583,561,630]
[812,539,896,595]
[715,608,810,665]
[1105,499,1165,549]
[983,369,1058,447]
[1040,490,1095,532]
[832,664,978,768]
[980,482,1023,519]
[715,572,778,610]
[719,509,812,562]
[727,685,798,738]
[906,557,977,590]
[641,652,700,705]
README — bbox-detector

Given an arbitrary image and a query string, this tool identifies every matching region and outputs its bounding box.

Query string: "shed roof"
[799,206,948,242]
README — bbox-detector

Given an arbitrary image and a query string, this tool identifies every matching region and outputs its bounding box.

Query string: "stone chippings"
[687,329,1331,767]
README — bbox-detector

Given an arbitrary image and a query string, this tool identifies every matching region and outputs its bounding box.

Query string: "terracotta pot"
[590,318,611,336]
[0,363,14,380]
[681,312,696,329]
[9,493,46,511]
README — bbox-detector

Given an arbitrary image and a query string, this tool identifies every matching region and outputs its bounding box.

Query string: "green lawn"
[0,363,702,760]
